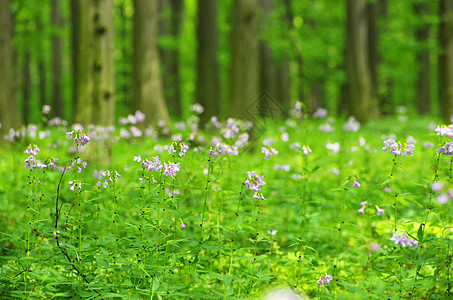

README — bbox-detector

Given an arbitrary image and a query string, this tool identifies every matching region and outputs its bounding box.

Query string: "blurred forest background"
[1,0,453,135]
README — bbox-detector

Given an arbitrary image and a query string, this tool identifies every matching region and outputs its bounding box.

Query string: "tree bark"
[345,0,375,123]
[228,0,260,120]
[414,1,431,115]
[259,0,291,116]
[0,0,20,134]
[52,0,63,118]
[133,0,170,124]
[439,0,453,122]
[23,50,32,125]
[72,0,95,124]
[159,0,183,119]
[196,0,220,125]
[367,1,378,101]
[92,0,115,125]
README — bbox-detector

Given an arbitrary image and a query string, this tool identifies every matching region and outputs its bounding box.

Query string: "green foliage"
[0,111,452,298]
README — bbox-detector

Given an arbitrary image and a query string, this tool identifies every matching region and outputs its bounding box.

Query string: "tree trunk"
[378,0,391,114]
[367,1,378,102]
[159,0,183,119]
[196,0,220,125]
[228,0,260,120]
[259,0,291,116]
[23,50,31,125]
[0,0,20,134]
[439,0,453,123]
[72,0,95,124]
[283,0,304,106]
[414,1,431,115]
[92,0,115,125]
[52,0,63,118]
[133,0,170,124]
[345,0,375,123]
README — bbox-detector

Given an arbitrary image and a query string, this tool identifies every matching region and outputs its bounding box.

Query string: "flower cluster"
[68,180,82,192]
[119,110,146,125]
[289,143,312,155]
[438,142,453,155]
[208,144,239,156]
[163,162,181,177]
[66,130,91,146]
[245,171,265,192]
[24,144,52,170]
[168,141,189,157]
[389,231,418,248]
[273,164,290,172]
[71,158,88,173]
[326,142,340,155]
[317,274,333,286]
[435,124,453,137]
[190,103,204,114]
[96,170,121,188]
[357,201,384,216]
[138,156,162,172]
[382,138,415,157]
[343,116,360,132]
[431,181,453,204]
[262,147,278,160]
[252,192,265,200]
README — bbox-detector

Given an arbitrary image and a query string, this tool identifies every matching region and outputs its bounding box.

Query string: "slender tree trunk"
[346,0,375,123]
[133,0,170,123]
[159,0,183,118]
[52,0,63,118]
[414,1,431,115]
[0,0,20,134]
[72,0,95,124]
[196,0,220,124]
[228,0,260,120]
[92,0,115,125]
[439,0,453,122]
[259,0,291,116]
[378,0,391,114]
[367,1,378,102]
[283,0,304,106]
[23,50,31,125]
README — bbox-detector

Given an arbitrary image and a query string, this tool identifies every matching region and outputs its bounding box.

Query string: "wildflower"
[353,180,360,188]
[317,274,333,286]
[438,142,453,155]
[253,192,265,200]
[42,105,51,115]
[181,222,186,229]
[437,193,449,205]
[326,142,340,155]
[245,171,266,192]
[358,207,365,215]
[262,147,278,160]
[301,145,312,155]
[376,207,384,216]
[163,162,181,177]
[389,231,418,248]
[343,116,360,132]
[360,201,366,207]
[267,229,278,235]
[319,123,334,133]
[190,103,204,114]
[432,181,443,192]
[371,242,380,252]
[281,132,289,142]
[133,155,141,162]
[423,142,434,148]
[313,107,328,118]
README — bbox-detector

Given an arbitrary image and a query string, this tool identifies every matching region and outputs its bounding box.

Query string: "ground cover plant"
[0,105,452,299]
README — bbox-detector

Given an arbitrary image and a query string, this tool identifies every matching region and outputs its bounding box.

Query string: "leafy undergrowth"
[0,110,452,299]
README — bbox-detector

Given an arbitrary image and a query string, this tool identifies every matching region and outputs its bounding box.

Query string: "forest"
[0,0,453,299]
[0,0,452,131]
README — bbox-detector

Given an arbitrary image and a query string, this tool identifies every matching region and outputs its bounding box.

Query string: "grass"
[0,111,452,299]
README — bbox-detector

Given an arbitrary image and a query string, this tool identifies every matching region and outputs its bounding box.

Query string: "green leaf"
[417,223,425,242]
